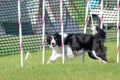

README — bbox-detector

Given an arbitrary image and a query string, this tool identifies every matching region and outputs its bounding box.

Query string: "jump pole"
[100,0,103,29]
[18,0,23,67]
[42,0,45,64]
[60,0,65,64]
[84,0,89,34]
[116,0,120,63]
[83,0,89,62]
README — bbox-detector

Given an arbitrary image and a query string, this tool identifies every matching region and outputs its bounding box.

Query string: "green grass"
[0,42,120,80]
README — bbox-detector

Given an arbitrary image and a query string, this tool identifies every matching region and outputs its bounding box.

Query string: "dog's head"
[46,33,62,48]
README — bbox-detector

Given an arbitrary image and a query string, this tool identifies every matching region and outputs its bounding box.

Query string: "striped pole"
[42,0,45,64]
[100,0,103,29]
[83,0,89,62]
[60,0,65,64]
[18,0,23,67]
[116,0,120,63]
[84,0,89,34]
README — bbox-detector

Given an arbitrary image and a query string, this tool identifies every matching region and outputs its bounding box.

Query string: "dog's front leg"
[65,45,74,58]
[47,50,62,64]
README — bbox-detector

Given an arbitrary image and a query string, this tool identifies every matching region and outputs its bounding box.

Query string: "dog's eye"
[50,37,52,40]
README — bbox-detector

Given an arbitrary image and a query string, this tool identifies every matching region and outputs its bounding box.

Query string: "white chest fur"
[52,46,62,54]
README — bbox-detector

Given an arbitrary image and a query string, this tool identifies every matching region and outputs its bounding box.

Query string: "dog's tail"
[94,26,106,40]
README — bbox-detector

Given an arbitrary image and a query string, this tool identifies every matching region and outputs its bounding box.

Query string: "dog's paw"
[47,61,50,64]
[102,60,107,64]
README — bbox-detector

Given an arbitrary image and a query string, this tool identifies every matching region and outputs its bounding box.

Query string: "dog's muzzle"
[51,43,56,47]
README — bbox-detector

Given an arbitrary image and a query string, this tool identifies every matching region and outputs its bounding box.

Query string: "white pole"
[84,0,89,33]
[90,14,94,34]
[60,0,65,64]
[100,0,103,29]
[83,0,89,62]
[116,0,120,63]
[18,0,23,67]
[42,0,45,64]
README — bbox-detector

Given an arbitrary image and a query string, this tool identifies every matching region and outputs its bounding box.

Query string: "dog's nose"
[52,43,55,46]
[51,43,56,47]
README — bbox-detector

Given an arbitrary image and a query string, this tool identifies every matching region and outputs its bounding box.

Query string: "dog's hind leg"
[92,50,102,62]
[88,51,97,59]
[92,50,107,63]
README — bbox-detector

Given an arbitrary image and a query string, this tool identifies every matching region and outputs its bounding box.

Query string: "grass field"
[0,41,120,80]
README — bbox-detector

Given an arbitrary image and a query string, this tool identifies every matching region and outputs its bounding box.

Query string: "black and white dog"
[46,27,107,64]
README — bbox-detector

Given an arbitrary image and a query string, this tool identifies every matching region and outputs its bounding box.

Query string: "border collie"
[46,27,107,64]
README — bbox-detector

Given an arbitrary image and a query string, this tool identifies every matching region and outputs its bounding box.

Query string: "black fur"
[46,27,107,62]
[64,27,107,62]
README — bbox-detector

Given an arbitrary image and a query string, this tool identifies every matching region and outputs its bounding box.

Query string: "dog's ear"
[56,33,61,38]
[45,32,52,44]
[45,32,49,35]
[45,32,51,37]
